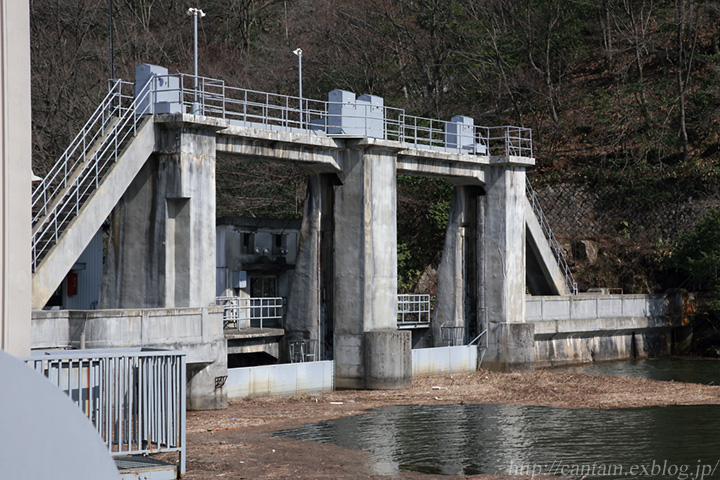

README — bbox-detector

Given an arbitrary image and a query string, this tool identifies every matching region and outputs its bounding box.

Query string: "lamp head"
[187,7,205,17]
[293,48,303,57]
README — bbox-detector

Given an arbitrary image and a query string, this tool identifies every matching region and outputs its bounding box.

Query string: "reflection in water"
[276,404,720,478]
[560,357,720,384]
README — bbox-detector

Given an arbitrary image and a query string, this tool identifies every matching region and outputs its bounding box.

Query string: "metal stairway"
[31,80,157,309]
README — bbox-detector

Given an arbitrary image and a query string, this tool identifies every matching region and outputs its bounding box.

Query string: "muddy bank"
[181,368,720,479]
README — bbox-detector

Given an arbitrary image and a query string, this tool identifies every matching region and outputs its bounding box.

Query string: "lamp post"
[187,7,205,106]
[109,0,114,80]
[293,48,303,128]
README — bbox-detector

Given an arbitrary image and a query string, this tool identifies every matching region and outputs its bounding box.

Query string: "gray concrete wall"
[101,122,216,309]
[227,347,477,399]
[1,0,32,355]
[412,345,478,375]
[535,330,673,367]
[529,293,685,367]
[284,173,322,351]
[32,307,227,410]
[333,142,411,389]
[433,186,470,345]
[482,166,531,371]
[527,294,670,323]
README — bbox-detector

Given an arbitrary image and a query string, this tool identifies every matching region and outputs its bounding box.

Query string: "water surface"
[277,403,720,478]
[559,357,720,385]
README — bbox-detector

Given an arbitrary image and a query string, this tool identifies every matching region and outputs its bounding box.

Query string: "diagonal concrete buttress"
[31,119,156,309]
[524,197,570,295]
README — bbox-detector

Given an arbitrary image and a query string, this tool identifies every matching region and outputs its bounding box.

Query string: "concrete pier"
[101,122,218,309]
[433,185,482,346]
[97,75,225,409]
[284,172,323,357]
[333,142,411,389]
[482,166,534,371]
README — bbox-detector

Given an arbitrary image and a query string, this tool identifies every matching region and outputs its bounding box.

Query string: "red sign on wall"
[66,272,78,296]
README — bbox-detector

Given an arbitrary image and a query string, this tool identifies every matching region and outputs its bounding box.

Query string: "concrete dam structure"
[30,64,689,410]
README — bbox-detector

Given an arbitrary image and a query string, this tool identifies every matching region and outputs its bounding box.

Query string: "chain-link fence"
[533,181,720,244]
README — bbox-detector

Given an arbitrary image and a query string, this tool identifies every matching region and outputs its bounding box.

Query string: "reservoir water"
[277,359,720,478]
[277,403,720,478]
[559,357,720,385]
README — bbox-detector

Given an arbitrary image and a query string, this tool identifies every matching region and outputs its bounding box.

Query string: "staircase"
[526,178,578,295]
[31,80,157,309]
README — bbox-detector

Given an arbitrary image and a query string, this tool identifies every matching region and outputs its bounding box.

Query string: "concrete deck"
[226,327,284,357]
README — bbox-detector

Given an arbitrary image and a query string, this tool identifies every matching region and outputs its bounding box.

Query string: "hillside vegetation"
[30,0,720,293]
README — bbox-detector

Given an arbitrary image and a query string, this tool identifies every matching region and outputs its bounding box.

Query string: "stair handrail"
[32,80,131,224]
[32,78,155,271]
[526,178,578,295]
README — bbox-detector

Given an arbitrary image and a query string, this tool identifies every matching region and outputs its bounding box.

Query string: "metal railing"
[217,296,284,329]
[24,348,186,475]
[217,296,241,329]
[526,178,578,295]
[31,79,150,272]
[32,80,124,225]
[397,293,435,326]
[141,72,533,158]
[441,322,465,346]
[288,339,318,363]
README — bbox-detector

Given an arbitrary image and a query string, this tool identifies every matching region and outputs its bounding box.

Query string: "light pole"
[109,0,114,80]
[187,7,205,106]
[293,48,303,128]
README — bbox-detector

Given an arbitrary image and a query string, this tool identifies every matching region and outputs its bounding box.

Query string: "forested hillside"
[30,0,720,294]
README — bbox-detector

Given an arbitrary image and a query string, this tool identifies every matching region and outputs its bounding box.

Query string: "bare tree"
[670,0,700,162]
[464,0,525,125]
[613,0,656,120]
[705,1,720,54]
[522,0,563,124]
[598,0,616,70]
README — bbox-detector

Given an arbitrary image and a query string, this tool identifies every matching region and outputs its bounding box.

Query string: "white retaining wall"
[226,346,479,398]
[227,360,334,398]
[412,345,478,376]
